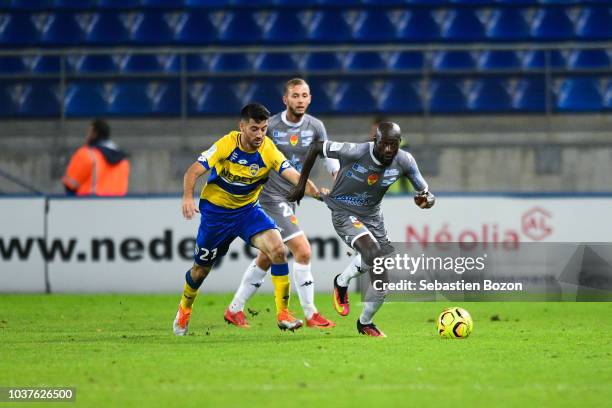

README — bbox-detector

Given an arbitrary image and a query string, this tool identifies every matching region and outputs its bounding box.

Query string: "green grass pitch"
[1,294,611,407]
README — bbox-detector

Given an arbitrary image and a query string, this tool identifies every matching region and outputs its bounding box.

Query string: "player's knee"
[256,251,272,271]
[267,242,287,264]
[293,244,311,264]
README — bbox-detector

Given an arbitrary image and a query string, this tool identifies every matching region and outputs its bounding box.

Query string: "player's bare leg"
[173,264,211,336]
[251,229,303,331]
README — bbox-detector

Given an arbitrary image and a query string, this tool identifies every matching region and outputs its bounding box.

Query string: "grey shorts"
[330,210,391,250]
[260,200,304,242]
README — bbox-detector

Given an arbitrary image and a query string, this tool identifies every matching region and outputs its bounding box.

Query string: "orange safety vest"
[62,146,129,196]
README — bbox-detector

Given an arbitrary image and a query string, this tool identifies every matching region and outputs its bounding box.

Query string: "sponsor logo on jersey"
[238,159,248,165]
[230,152,238,162]
[301,130,314,138]
[334,192,371,206]
[367,173,379,185]
[280,161,291,170]
[382,178,397,186]
[346,171,365,182]
[351,163,367,174]
[301,136,313,147]
[249,163,260,176]
[273,131,289,145]
[329,142,344,152]
[290,134,299,146]
[384,168,400,177]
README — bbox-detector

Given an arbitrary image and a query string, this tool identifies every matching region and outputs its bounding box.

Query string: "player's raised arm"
[286,140,324,203]
[182,161,207,219]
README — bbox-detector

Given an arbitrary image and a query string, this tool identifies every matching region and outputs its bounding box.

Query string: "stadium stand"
[0,0,609,117]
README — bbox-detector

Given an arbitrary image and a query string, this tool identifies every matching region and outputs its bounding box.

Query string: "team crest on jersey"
[249,163,259,176]
[290,134,299,146]
[290,215,298,225]
[367,173,379,185]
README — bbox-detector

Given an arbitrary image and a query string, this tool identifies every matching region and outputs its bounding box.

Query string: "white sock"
[359,284,386,325]
[337,254,363,287]
[292,262,317,319]
[229,259,267,313]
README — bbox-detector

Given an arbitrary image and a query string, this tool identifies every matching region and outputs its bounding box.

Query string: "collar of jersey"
[236,131,261,154]
[368,142,382,166]
[281,110,304,127]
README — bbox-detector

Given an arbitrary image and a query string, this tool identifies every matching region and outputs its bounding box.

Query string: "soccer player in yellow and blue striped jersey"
[173,103,321,335]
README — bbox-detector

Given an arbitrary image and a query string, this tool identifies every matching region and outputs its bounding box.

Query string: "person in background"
[62,119,130,196]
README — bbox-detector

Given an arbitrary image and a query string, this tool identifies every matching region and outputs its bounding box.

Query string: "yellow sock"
[180,282,198,310]
[271,275,290,314]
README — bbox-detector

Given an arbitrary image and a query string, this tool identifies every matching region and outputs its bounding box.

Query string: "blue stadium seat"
[0,57,27,73]
[97,0,140,8]
[530,7,575,41]
[108,82,152,116]
[120,54,163,73]
[141,0,186,6]
[184,0,226,6]
[9,0,53,9]
[209,53,252,73]
[0,13,39,46]
[512,77,547,112]
[0,84,15,117]
[333,80,377,114]
[186,54,210,72]
[467,78,512,112]
[429,79,468,113]
[16,82,60,117]
[160,54,180,73]
[218,11,262,44]
[301,52,342,71]
[131,11,174,45]
[494,0,538,3]
[362,0,407,4]
[441,9,486,42]
[522,50,566,69]
[254,53,298,72]
[71,55,117,73]
[308,11,352,43]
[230,0,283,5]
[388,52,425,71]
[175,11,217,45]
[567,49,610,70]
[477,50,521,70]
[556,77,602,112]
[486,8,530,41]
[353,10,396,43]
[30,56,61,73]
[40,12,85,45]
[150,81,180,116]
[305,79,333,114]
[189,80,241,115]
[263,11,307,43]
[397,9,440,42]
[54,0,97,8]
[86,12,130,45]
[605,80,612,111]
[344,52,386,71]
[244,80,284,113]
[379,79,422,113]
[64,82,108,117]
[312,0,361,5]
[432,51,476,71]
[575,6,612,40]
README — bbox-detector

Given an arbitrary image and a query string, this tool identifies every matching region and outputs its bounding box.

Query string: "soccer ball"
[436,307,473,339]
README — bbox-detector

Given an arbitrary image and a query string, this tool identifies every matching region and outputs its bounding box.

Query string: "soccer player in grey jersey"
[288,122,435,337]
[225,78,339,329]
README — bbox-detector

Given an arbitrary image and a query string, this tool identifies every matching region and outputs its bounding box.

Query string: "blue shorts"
[194,200,277,266]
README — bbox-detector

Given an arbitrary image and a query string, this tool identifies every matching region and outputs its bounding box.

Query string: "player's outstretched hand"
[182,198,200,219]
[414,190,435,209]
[287,185,306,204]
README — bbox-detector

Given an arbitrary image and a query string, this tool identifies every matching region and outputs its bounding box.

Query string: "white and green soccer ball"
[436,307,473,339]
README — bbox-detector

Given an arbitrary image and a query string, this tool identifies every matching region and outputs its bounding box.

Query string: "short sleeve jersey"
[322,141,428,217]
[198,131,291,209]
